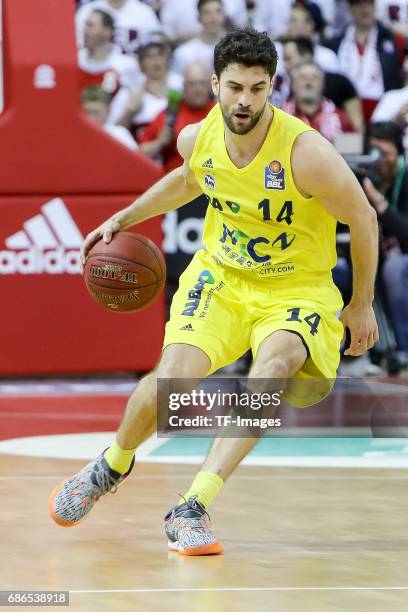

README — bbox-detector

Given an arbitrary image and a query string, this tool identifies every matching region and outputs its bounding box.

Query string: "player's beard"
[219,98,267,135]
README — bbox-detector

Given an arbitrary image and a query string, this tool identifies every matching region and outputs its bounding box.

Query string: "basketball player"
[49,28,379,555]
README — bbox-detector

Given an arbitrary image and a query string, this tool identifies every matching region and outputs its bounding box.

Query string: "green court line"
[152,437,408,457]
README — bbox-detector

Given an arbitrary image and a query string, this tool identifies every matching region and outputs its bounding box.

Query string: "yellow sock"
[104,440,135,475]
[179,471,224,509]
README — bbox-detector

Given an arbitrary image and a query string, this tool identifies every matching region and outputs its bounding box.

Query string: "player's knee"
[249,356,290,380]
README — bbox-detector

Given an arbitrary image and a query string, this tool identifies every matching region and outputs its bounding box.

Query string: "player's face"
[213,64,272,135]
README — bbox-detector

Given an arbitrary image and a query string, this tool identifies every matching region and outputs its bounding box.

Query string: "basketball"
[84,232,166,313]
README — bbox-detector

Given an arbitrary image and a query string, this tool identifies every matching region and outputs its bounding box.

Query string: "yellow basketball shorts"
[163,249,344,407]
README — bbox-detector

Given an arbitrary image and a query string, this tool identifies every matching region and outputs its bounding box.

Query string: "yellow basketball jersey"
[189,103,337,285]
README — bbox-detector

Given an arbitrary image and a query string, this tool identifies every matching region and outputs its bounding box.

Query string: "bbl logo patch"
[204,174,216,191]
[265,160,285,190]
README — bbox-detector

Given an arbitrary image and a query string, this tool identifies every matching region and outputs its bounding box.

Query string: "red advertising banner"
[0,196,165,374]
[0,0,167,374]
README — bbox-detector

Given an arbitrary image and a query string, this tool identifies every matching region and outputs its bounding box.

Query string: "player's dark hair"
[92,9,115,31]
[214,28,278,80]
[197,0,222,14]
[81,85,110,106]
[365,121,404,155]
[282,36,314,58]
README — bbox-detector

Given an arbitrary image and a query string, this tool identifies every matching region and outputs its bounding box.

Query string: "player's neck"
[224,105,273,161]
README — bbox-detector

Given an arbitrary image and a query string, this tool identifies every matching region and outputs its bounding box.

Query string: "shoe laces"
[93,464,120,498]
[173,495,211,531]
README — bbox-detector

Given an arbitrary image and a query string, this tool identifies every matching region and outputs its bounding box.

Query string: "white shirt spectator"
[314,44,340,73]
[372,87,408,122]
[109,71,183,127]
[160,0,247,40]
[337,25,385,100]
[76,0,161,54]
[252,0,292,40]
[372,85,408,152]
[253,0,336,40]
[172,38,215,76]
[104,123,139,150]
[78,46,142,91]
[272,41,340,108]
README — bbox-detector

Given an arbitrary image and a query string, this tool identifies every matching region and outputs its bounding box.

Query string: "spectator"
[160,0,247,46]
[331,0,353,36]
[76,0,161,54]
[138,63,214,171]
[252,0,336,41]
[171,0,224,77]
[364,122,408,356]
[281,36,364,131]
[286,3,341,72]
[372,57,408,152]
[375,0,408,39]
[78,9,141,97]
[284,62,355,142]
[81,85,139,150]
[110,33,183,138]
[327,0,403,124]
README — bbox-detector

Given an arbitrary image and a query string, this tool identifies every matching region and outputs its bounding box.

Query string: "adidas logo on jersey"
[180,323,194,331]
[0,198,83,275]
[201,158,213,168]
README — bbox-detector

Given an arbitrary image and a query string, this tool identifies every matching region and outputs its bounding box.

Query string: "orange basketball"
[269,160,282,173]
[84,232,166,313]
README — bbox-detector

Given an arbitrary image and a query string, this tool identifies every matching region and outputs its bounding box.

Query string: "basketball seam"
[85,279,163,291]
[119,232,166,278]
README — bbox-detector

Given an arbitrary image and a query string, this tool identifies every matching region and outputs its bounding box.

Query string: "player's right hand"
[80,219,121,270]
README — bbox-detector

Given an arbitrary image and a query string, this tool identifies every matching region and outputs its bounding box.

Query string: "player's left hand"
[339,302,379,356]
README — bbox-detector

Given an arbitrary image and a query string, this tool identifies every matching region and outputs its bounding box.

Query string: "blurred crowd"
[75,0,408,375]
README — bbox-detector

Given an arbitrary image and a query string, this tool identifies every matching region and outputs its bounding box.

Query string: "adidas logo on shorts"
[180,324,194,331]
[201,158,213,168]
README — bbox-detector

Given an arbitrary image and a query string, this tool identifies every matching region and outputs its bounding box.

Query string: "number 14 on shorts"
[286,308,321,335]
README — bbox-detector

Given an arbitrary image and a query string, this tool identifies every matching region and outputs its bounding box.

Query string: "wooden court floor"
[1,455,408,611]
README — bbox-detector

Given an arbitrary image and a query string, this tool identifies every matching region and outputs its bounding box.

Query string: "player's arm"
[292,130,379,357]
[80,122,203,265]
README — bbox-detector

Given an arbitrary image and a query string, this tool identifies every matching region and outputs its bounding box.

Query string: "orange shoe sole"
[48,480,80,528]
[177,540,223,556]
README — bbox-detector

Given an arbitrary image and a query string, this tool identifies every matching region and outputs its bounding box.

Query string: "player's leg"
[164,331,307,556]
[48,343,210,527]
[196,330,308,481]
[114,343,211,452]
